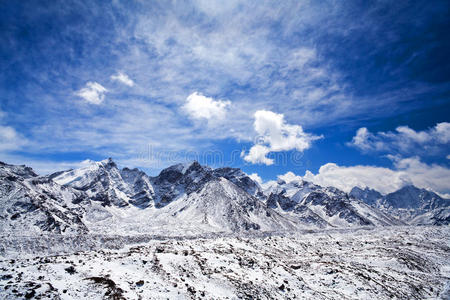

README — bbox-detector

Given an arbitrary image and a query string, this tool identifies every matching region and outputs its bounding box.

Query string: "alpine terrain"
[0,159,449,299]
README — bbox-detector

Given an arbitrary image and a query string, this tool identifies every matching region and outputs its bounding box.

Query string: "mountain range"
[350,185,450,225]
[1,159,449,235]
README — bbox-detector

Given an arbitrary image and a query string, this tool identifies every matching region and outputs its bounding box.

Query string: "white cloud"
[278,171,303,183]
[243,110,322,165]
[248,173,263,185]
[349,122,450,157]
[111,72,134,87]
[301,157,450,196]
[290,48,316,68]
[242,144,273,165]
[75,81,108,104]
[0,126,27,151]
[435,122,450,143]
[7,2,445,173]
[182,92,231,120]
[127,2,355,132]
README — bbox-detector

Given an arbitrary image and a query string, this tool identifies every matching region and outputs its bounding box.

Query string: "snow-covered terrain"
[0,227,449,299]
[1,159,450,299]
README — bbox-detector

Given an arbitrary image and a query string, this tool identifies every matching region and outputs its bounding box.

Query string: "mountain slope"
[0,162,87,234]
[265,179,403,227]
[51,158,155,208]
[147,177,299,233]
[4,158,449,236]
[382,185,449,210]
[212,167,264,198]
[350,185,450,225]
[349,186,383,206]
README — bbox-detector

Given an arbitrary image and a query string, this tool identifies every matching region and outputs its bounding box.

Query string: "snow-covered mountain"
[264,178,403,227]
[350,185,450,225]
[0,162,87,234]
[212,167,264,198]
[382,185,448,210]
[349,186,383,206]
[2,158,448,235]
[0,160,298,234]
[50,158,150,208]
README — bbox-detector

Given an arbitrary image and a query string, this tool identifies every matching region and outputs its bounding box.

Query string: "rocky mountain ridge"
[1,159,448,235]
[350,185,450,225]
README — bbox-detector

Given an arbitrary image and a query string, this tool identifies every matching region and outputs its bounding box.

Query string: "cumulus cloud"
[278,171,303,183]
[349,122,450,157]
[242,144,273,165]
[111,72,134,87]
[300,157,450,196]
[248,173,263,185]
[182,92,230,120]
[243,110,322,165]
[256,171,305,191]
[75,81,108,104]
[0,126,27,151]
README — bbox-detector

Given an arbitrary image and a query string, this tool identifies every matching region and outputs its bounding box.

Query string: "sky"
[0,1,449,196]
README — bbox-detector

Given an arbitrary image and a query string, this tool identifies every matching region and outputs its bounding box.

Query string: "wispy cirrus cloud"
[0,125,28,151]
[0,1,448,176]
[111,72,134,87]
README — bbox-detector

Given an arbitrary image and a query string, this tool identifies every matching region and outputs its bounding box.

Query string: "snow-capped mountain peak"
[212,167,263,198]
[51,158,140,207]
[1,159,448,236]
[349,186,383,206]
[350,184,450,225]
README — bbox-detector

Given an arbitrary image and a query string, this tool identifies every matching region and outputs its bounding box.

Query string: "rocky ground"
[0,226,449,299]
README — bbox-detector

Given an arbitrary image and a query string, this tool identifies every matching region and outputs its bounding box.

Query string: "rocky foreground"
[0,226,449,299]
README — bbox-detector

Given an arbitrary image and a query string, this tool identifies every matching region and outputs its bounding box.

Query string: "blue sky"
[0,1,449,195]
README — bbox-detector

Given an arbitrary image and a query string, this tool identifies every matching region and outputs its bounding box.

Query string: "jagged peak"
[158,161,208,177]
[0,161,38,178]
[350,185,383,195]
[97,157,117,168]
[391,184,443,199]
[182,160,205,173]
[121,166,142,173]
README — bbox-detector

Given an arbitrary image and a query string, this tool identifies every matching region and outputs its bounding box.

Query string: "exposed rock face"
[120,167,155,208]
[151,161,215,207]
[51,158,132,207]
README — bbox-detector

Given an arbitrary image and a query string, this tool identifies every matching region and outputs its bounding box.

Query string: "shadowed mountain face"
[350,186,383,206]
[1,159,448,235]
[383,185,448,210]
